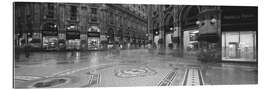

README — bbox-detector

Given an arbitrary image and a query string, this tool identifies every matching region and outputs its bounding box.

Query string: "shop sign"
[66,31,80,39]
[87,32,100,37]
[222,13,257,26]
[42,30,58,36]
[221,7,257,31]
[88,26,100,32]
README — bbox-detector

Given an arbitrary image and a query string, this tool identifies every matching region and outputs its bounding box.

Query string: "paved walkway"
[14,49,258,88]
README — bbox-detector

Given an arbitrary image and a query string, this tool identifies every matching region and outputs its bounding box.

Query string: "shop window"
[222,31,257,62]
[184,30,199,56]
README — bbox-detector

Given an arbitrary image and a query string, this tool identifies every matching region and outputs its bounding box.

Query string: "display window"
[66,30,80,50]
[88,38,100,50]
[222,31,257,62]
[183,30,199,57]
[87,26,101,50]
[66,39,81,50]
[42,36,58,50]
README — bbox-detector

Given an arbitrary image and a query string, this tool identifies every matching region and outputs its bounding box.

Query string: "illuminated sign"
[66,31,80,39]
[87,32,100,37]
[42,30,58,36]
[221,6,257,31]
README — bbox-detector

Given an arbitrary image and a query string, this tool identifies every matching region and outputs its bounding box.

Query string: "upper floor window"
[81,6,87,10]
[70,6,77,20]
[91,8,97,14]
[165,5,170,8]
[47,3,54,18]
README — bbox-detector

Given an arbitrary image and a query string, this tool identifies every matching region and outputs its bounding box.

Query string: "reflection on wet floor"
[14,49,258,88]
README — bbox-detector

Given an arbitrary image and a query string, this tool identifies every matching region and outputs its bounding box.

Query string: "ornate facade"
[14,2,148,50]
[148,5,257,62]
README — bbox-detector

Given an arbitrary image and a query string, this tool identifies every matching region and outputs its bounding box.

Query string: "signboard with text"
[66,31,80,39]
[221,6,258,31]
[87,32,100,37]
[42,30,58,36]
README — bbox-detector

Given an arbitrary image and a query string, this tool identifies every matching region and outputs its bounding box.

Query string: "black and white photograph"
[6,0,265,89]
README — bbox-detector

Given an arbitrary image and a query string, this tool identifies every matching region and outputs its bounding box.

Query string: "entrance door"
[228,42,238,58]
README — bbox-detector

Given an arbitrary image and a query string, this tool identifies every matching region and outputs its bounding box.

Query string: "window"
[81,6,87,10]
[47,3,54,18]
[109,13,114,24]
[91,8,97,14]
[70,6,77,20]
[222,31,257,62]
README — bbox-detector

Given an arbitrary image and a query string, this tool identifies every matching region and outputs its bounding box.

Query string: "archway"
[179,6,200,58]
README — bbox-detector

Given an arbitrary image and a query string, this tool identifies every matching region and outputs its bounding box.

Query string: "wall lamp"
[170,27,173,31]
[210,18,217,25]
[196,20,204,26]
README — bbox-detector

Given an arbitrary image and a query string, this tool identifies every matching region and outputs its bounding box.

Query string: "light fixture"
[70,26,75,28]
[196,21,201,25]
[170,27,173,31]
[210,18,217,24]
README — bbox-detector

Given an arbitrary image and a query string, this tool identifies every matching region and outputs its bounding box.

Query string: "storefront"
[181,6,200,58]
[87,32,100,50]
[183,30,199,57]
[221,6,257,62]
[87,26,101,50]
[123,31,130,49]
[42,23,59,50]
[66,30,80,50]
[195,6,221,62]
[29,32,42,50]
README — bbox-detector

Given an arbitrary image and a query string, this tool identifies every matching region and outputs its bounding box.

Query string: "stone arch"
[176,6,200,56]
[161,13,174,48]
[179,6,200,29]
